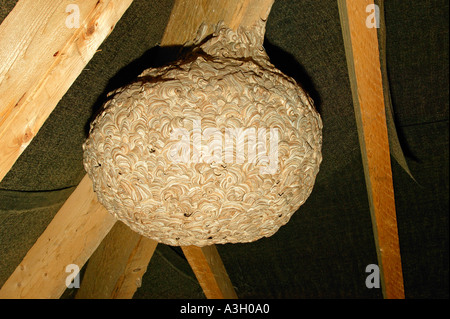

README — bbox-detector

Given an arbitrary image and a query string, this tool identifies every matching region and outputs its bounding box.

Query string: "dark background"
[0,0,448,299]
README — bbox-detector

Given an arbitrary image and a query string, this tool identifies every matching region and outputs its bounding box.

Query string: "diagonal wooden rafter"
[182,245,238,299]
[161,0,274,46]
[0,175,116,298]
[75,221,158,299]
[0,0,134,183]
[0,0,134,299]
[337,0,405,298]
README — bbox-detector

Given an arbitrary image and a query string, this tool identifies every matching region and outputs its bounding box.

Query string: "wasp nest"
[83,22,322,246]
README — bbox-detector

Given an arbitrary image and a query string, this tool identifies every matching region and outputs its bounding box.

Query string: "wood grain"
[337,0,405,299]
[0,175,116,299]
[0,0,133,182]
[75,221,157,299]
[161,0,274,46]
[182,245,238,299]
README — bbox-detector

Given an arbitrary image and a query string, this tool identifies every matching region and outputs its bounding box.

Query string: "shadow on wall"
[264,38,322,115]
[84,45,184,137]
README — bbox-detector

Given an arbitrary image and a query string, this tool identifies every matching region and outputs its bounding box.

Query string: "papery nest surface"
[83,22,322,246]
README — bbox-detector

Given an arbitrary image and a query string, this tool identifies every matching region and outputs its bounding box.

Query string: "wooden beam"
[0,0,134,182]
[161,0,274,46]
[109,235,157,299]
[182,245,237,299]
[337,0,405,298]
[75,221,157,299]
[0,175,116,299]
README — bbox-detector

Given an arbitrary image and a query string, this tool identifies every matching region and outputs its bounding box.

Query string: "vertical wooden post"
[337,0,405,298]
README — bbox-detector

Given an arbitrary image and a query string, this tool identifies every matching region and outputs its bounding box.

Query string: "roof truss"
[0,0,404,299]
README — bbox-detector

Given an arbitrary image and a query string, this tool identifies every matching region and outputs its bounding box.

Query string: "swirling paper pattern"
[83,22,322,246]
